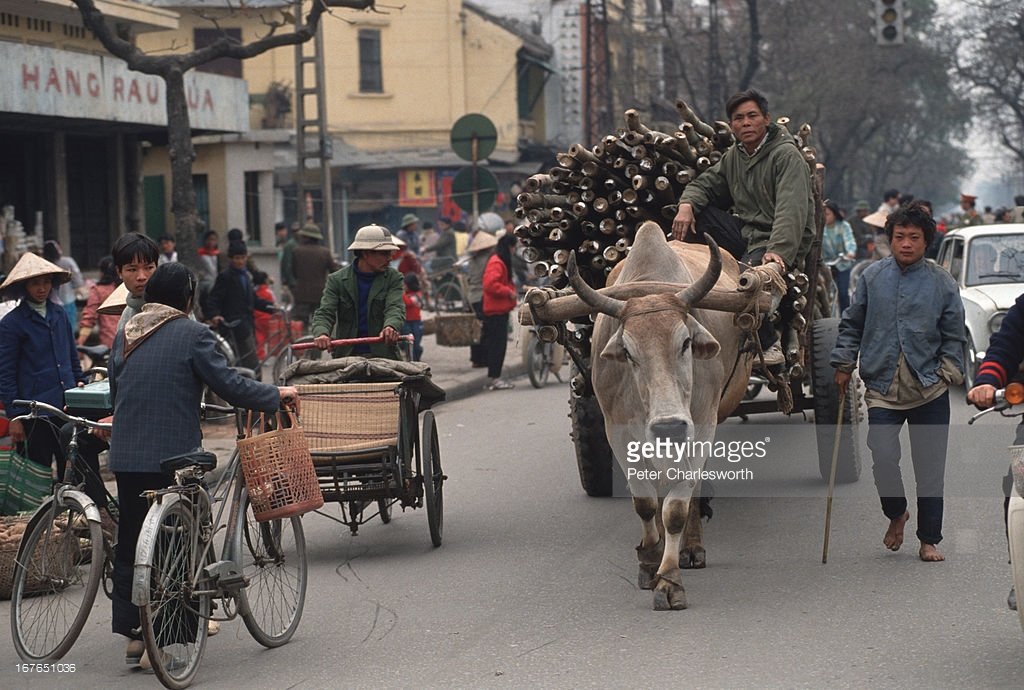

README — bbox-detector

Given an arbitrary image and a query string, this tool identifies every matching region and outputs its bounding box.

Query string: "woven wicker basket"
[0,515,69,600]
[434,312,481,347]
[238,411,323,522]
[296,383,401,461]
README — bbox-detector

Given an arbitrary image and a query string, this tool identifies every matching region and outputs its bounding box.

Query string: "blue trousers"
[866,391,950,545]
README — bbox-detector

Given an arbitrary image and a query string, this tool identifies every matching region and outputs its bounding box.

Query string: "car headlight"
[989,311,1006,335]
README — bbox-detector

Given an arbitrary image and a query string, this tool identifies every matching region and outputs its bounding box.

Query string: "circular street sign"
[450,113,498,162]
[451,166,498,213]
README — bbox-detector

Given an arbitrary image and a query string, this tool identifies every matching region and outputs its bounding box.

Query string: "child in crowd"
[402,272,424,361]
[252,270,277,360]
[157,234,178,264]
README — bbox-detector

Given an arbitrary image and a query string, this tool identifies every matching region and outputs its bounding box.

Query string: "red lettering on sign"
[45,67,61,93]
[22,63,39,90]
[203,89,214,112]
[146,81,159,104]
[87,72,100,97]
[65,69,80,97]
[113,76,124,100]
[187,84,197,109]
[128,79,141,103]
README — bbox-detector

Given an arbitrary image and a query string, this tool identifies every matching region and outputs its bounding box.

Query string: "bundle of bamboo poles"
[515,100,816,289]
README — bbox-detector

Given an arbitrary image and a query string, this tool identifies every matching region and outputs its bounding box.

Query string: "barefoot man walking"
[830,202,966,562]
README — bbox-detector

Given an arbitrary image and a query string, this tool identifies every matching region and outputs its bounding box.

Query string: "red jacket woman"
[479,234,519,389]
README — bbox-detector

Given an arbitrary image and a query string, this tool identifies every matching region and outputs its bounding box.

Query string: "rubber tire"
[11,496,104,661]
[235,489,308,648]
[569,379,617,497]
[811,317,862,483]
[422,411,444,547]
[964,337,978,391]
[138,498,209,690]
[527,338,551,389]
[378,499,393,524]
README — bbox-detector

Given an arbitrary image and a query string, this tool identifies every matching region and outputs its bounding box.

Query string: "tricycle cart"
[285,337,447,546]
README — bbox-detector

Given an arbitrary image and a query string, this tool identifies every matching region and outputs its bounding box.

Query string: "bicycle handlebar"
[968,384,1024,425]
[291,334,414,351]
[11,400,112,430]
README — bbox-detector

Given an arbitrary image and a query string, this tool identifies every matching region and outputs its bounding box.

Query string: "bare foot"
[883,512,910,551]
[919,543,945,562]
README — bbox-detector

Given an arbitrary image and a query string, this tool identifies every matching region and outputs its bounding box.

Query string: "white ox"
[570,221,752,610]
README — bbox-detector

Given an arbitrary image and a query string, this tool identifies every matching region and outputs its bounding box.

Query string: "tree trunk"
[164,67,200,272]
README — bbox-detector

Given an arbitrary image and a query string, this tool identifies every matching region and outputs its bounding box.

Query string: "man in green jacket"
[311,224,405,359]
[672,88,815,365]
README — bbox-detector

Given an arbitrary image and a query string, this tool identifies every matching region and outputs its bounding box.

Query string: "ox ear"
[599,327,628,362]
[687,317,721,360]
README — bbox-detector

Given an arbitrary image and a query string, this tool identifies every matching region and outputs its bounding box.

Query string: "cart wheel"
[421,411,443,547]
[378,499,392,524]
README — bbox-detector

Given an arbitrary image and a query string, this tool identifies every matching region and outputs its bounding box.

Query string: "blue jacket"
[831,256,966,394]
[108,315,280,473]
[976,292,1024,388]
[0,300,84,418]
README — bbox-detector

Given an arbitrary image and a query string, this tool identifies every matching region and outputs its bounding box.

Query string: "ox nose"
[648,417,690,445]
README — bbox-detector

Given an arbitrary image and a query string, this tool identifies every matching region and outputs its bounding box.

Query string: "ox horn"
[567,252,625,318]
[676,237,722,307]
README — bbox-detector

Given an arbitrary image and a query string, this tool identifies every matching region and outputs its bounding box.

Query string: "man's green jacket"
[680,122,815,267]
[310,265,405,359]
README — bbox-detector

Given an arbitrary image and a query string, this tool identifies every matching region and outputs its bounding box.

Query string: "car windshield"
[965,235,1024,286]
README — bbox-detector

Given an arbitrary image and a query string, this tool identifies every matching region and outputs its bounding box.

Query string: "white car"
[936,223,1024,388]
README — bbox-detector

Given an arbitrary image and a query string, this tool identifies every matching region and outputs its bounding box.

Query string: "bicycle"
[133,402,308,689]
[258,304,300,384]
[424,264,468,313]
[9,400,117,661]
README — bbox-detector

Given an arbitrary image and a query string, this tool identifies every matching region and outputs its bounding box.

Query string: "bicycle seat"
[160,450,217,474]
[78,344,110,359]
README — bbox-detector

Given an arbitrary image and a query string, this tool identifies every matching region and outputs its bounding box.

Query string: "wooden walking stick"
[822,386,847,564]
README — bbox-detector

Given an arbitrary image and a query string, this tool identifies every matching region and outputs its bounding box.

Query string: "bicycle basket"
[238,410,323,522]
[0,515,69,600]
[434,312,481,346]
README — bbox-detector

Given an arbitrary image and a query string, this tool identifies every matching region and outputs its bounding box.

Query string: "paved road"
[2,383,1022,688]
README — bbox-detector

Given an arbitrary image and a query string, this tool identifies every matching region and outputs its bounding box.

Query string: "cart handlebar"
[291,335,414,351]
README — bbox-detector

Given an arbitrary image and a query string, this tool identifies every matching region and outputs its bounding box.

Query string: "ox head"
[568,237,723,446]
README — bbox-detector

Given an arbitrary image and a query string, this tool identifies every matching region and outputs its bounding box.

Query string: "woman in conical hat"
[0,251,85,478]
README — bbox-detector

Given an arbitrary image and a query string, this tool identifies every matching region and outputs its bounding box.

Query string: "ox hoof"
[652,569,687,611]
[681,546,706,569]
[638,563,658,590]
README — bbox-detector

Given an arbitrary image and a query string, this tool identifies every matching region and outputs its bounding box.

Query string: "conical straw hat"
[862,210,889,229]
[467,231,498,253]
[97,282,130,315]
[0,252,71,295]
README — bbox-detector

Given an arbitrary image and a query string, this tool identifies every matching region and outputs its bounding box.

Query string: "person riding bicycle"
[106,262,297,668]
[967,291,1024,610]
[310,224,405,359]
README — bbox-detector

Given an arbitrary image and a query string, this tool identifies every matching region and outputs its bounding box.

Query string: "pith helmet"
[400,213,419,228]
[347,224,401,252]
[298,223,323,240]
[0,252,70,296]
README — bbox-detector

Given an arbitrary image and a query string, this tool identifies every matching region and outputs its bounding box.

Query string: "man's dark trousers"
[866,390,950,545]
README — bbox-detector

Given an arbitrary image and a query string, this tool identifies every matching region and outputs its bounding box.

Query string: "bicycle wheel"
[11,495,103,661]
[137,497,209,690]
[526,337,551,389]
[235,488,307,648]
[434,280,464,312]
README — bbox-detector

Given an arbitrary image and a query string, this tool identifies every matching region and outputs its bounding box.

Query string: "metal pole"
[314,22,335,256]
[471,135,479,221]
[822,387,847,564]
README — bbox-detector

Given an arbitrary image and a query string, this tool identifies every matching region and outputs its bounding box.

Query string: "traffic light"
[875,0,905,45]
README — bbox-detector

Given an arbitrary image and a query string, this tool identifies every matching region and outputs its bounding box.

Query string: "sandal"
[487,379,514,390]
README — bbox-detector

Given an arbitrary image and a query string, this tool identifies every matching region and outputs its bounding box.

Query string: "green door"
[143,175,166,239]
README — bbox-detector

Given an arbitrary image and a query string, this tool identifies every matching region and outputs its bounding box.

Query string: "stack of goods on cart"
[513,99,816,290]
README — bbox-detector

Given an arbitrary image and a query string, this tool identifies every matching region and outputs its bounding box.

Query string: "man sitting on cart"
[311,224,405,359]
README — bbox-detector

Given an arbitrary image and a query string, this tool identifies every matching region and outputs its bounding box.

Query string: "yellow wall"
[135,1,525,156]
